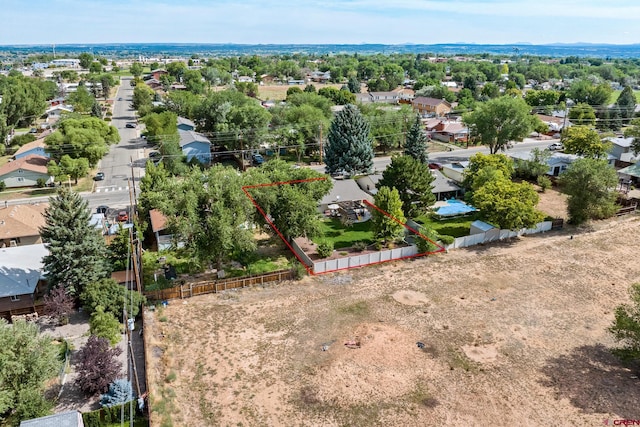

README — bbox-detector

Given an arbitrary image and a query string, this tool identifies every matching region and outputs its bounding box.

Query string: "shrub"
[438,234,455,245]
[89,306,122,346]
[100,379,134,408]
[0,181,6,192]
[291,262,308,280]
[0,145,5,156]
[43,286,75,326]
[75,335,122,396]
[36,178,47,188]
[352,241,367,252]
[81,278,146,320]
[316,240,334,258]
[537,175,552,192]
[416,226,440,253]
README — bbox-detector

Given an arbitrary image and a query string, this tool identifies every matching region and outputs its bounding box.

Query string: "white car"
[548,143,564,151]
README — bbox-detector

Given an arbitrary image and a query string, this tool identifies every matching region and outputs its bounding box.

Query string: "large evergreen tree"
[377,155,435,217]
[324,104,373,175]
[40,188,109,296]
[404,113,429,163]
[616,85,637,121]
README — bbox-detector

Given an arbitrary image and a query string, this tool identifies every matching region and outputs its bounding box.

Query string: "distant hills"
[2,43,640,58]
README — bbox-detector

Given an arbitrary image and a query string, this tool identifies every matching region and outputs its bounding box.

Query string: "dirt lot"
[145,213,640,426]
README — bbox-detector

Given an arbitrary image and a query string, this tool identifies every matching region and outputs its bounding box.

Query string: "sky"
[2,0,640,45]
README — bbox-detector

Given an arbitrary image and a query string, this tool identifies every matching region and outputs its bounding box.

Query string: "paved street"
[92,77,147,210]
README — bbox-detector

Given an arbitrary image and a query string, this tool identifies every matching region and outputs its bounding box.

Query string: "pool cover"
[435,200,477,216]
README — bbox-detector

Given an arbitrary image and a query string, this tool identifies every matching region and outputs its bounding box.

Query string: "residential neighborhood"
[1,38,640,427]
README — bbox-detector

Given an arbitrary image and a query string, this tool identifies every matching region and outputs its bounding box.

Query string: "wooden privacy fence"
[143,269,294,301]
[616,203,638,216]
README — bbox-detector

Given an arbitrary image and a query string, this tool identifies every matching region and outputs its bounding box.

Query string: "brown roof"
[111,270,130,284]
[13,137,47,158]
[412,97,451,108]
[536,114,564,125]
[149,209,168,233]
[0,155,50,176]
[0,203,48,240]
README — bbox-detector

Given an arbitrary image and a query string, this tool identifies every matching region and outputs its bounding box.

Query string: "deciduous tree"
[81,278,145,321]
[43,286,75,326]
[462,152,514,191]
[75,335,122,396]
[324,104,373,175]
[561,125,611,159]
[609,283,640,362]
[89,306,122,346]
[559,158,618,224]
[0,320,59,424]
[129,62,143,78]
[462,96,535,154]
[471,178,544,230]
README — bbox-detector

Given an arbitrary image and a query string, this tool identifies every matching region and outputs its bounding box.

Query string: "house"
[236,76,255,83]
[431,121,469,143]
[606,136,639,164]
[441,161,469,183]
[309,71,331,83]
[177,116,196,132]
[535,114,570,133]
[170,84,187,91]
[618,158,640,181]
[431,170,462,201]
[509,150,581,176]
[49,59,80,68]
[45,105,73,119]
[411,97,452,117]
[150,69,168,81]
[355,92,399,104]
[146,78,163,91]
[319,179,373,212]
[149,209,173,251]
[0,155,53,188]
[0,203,48,247]
[13,137,49,160]
[178,130,211,163]
[20,410,84,427]
[0,243,48,320]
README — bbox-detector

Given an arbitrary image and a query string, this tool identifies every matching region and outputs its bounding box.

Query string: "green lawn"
[413,211,482,238]
[314,218,375,249]
[608,89,640,105]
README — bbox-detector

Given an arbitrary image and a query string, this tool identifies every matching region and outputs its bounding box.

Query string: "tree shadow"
[539,344,640,418]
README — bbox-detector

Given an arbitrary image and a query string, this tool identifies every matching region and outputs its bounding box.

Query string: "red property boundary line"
[242,178,445,276]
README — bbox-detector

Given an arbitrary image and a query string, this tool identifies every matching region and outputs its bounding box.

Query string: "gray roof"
[177,116,195,129]
[431,170,461,193]
[0,243,47,298]
[509,150,580,165]
[320,179,373,205]
[20,411,83,427]
[178,129,211,148]
[356,175,382,195]
[606,136,634,148]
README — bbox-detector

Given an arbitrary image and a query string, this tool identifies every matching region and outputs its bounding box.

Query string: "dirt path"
[145,215,640,426]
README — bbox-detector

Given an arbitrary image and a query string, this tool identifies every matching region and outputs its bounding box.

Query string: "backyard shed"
[470,220,495,235]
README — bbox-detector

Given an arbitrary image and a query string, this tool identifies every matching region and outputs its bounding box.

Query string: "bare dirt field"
[145,213,640,427]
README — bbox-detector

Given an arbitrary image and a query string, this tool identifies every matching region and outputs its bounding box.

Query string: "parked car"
[428,162,443,170]
[117,211,129,222]
[94,172,105,181]
[548,142,564,151]
[252,153,265,166]
[125,122,137,129]
[96,205,109,214]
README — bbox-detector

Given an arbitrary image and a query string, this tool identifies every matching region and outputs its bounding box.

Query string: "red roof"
[149,209,168,233]
[0,155,50,176]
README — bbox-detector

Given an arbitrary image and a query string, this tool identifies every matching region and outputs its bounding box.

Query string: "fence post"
[190,283,193,298]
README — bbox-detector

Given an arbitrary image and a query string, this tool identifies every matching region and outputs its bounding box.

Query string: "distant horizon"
[3,1,640,46]
[2,42,640,48]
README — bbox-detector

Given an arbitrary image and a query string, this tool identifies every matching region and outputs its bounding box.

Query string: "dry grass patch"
[145,216,640,426]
